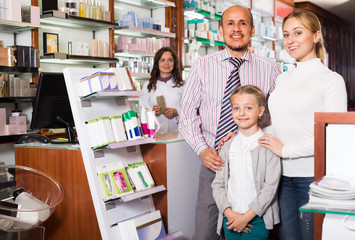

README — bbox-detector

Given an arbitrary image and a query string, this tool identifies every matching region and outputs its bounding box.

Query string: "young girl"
[212,85,281,239]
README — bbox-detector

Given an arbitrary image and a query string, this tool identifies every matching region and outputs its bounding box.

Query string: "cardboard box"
[0,108,6,126]
[9,116,26,125]
[22,6,40,25]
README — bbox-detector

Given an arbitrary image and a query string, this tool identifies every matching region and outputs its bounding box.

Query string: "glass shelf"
[193,36,226,47]
[0,66,39,73]
[184,8,222,21]
[40,11,118,30]
[40,54,119,65]
[80,90,142,100]
[115,50,155,58]
[115,26,176,38]
[115,0,175,8]
[0,97,35,103]
[0,19,40,33]
[104,185,166,203]
[93,138,153,151]
[300,203,355,216]
[252,35,277,42]
[130,73,151,79]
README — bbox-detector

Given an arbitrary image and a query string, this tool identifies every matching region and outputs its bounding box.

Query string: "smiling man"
[179,5,281,240]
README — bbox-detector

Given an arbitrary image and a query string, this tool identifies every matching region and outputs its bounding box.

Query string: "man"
[179,5,281,240]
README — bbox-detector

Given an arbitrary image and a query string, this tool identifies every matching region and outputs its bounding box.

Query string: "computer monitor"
[30,72,78,144]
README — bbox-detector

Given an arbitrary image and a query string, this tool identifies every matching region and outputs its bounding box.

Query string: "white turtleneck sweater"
[269,58,347,177]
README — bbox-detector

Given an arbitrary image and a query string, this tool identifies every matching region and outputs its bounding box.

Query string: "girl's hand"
[152,105,161,116]
[258,134,284,157]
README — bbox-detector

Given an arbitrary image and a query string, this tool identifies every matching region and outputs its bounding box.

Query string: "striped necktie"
[214,57,244,150]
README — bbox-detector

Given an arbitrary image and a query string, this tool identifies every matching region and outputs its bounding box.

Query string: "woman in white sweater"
[139,47,184,132]
[258,10,347,240]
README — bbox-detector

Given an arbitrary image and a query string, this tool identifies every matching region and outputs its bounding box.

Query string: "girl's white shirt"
[227,129,263,214]
[139,78,184,133]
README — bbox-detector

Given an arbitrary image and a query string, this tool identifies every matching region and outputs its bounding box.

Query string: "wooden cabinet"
[14,145,101,240]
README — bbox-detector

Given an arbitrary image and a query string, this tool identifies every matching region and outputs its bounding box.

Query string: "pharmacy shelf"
[252,34,278,42]
[0,97,35,103]
[115,50,155,58]
[130,73,151,79]
[0,19,40,33]
[40,54,119,65]
[104,185,166,203]
[300,203,355,216]
[184,8,222,21]
[115,0,175,8]
[40,11,119,30]
[93,138,154,151]
[0,66,38,73]
[80,90,143,100]
[192,36,225,47]
[115,26,176,38]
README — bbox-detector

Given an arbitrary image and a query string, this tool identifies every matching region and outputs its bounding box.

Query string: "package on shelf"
[3,0,21,22]
[110,116,127,142]
[89,39,109,57]
[9,116,26,125]
[196,19,209,32]
[0,108,5,126]
[138,18,153,29]
[108,67,134,91]
[9,78,31,97]
[126,162,155,192]
[10,45,38,68]
[79,71,115,96]
[72,41,89,56]
[122,110,143,141]
[120,11,138,27]
[99,116,116,144]
[253,46,275,61]
[97,162,134,201]
[86,117,115,148]
[21,6,40,25]
[185,39,202,66]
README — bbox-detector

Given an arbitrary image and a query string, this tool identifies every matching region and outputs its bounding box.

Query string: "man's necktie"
[214,57,244,150]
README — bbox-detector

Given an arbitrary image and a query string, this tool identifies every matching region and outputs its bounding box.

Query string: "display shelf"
[115,0,175,8]
[252,34,277,42]
[0,134,28,143]
[184,8,221,20]
[80,90,142,100]
[130,72,151,79]
[300,203,355,216]
[0,97,35,103]
[0,66,39,73]
[0,19,40,32]
[115,26,176,38]
[93,138,154,151]
[40,11,118,30]
[104,185,166,203]
[40,54,119,65]
[115,50,155,58]
[194,36,225,47]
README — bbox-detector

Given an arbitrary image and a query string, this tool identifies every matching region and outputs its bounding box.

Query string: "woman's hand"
[163,108,177,119]
[152,105,161,116]
[258,134,284,157]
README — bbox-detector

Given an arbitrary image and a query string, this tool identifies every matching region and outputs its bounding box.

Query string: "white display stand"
[63,67,162,239]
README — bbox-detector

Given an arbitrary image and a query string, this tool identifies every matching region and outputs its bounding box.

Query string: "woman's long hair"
[282,10,326,64]
[147,47,184,92]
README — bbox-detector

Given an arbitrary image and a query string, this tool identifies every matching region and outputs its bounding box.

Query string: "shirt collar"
[238,128,263,144]
[221,48,252,63]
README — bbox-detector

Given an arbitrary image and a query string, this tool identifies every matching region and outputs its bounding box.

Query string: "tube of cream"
[140,107,149,137]
[147,110,161,139]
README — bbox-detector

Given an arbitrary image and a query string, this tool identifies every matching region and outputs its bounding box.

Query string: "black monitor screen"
[30,72,74,130]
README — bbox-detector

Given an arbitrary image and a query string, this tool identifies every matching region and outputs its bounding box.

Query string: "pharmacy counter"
[140,133,201,240]
[14,142,101,240]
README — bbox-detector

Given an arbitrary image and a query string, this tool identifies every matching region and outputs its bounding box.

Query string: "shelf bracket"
[115,98,126,106]
[93,150,105,159]
[13,33,17,45]
[81,100,92,107]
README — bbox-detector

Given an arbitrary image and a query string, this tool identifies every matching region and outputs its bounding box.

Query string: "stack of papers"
[309,175,355,209]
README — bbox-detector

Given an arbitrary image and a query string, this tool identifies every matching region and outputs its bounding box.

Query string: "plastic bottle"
[79,0,85,17]
[95,0,102,20]
[84,0,89,18]
[89,0,95,19]
[68,40,72,55]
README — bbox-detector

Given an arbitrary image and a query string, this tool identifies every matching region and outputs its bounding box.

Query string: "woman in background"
[258,10,347,240]
[139,47,184,132]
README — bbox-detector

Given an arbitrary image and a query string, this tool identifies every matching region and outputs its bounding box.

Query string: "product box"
[90,72,113,93]
[0,56,16,67]
[15,124,26,134]
[0,108,6,126]
[9,116,26,125]
[22,6,40,25]
[5,0,22,22]
[5,124,17,135]
[0,125,5,136]
[79,75,91,97]
[134,211,166,240]
[0,47,14,57]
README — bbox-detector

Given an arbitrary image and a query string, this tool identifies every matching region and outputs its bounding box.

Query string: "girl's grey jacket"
[211,135,281,234]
